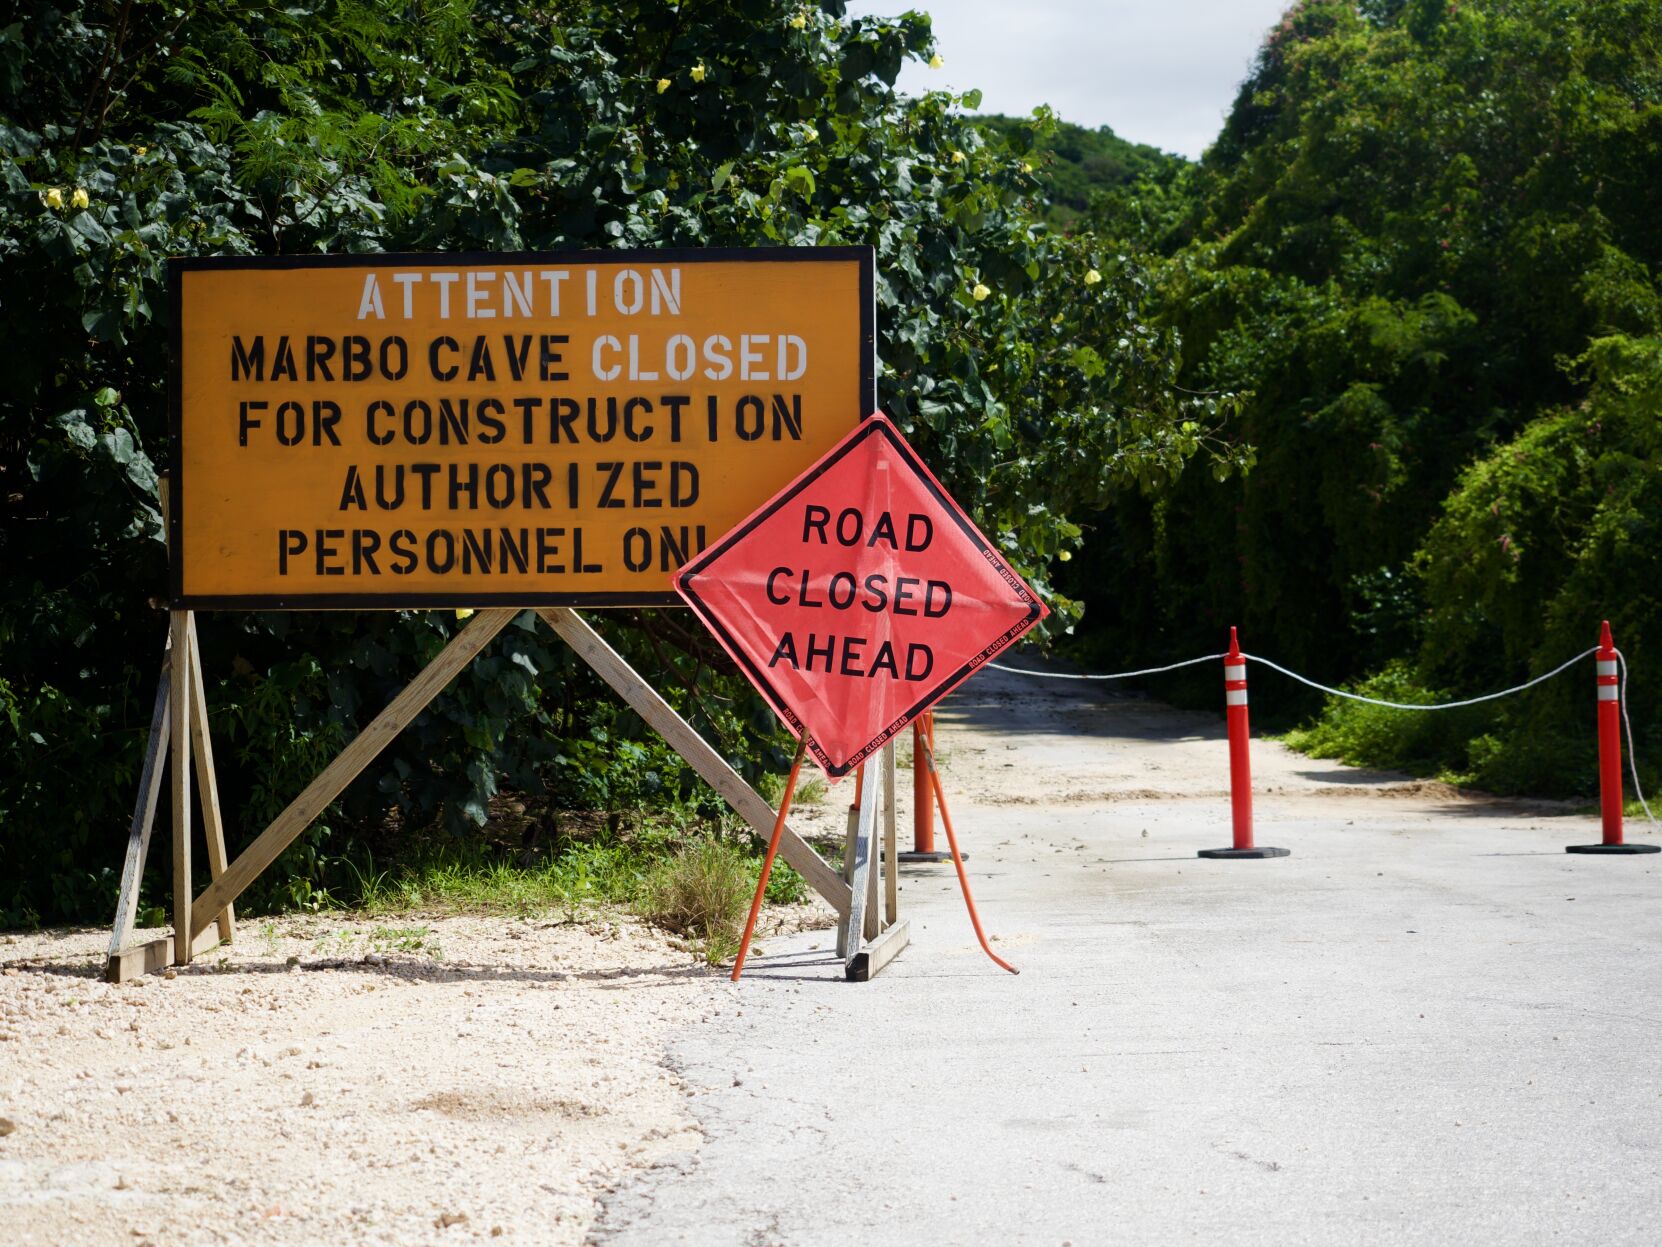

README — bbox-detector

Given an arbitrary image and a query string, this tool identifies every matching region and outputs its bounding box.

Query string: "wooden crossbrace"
[188,608,517,941]
[112,604,899,979]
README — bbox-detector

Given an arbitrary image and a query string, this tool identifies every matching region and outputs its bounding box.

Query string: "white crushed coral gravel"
[0,910,814,1245]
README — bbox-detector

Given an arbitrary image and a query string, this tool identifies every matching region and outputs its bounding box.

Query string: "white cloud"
[845,0,1293,159]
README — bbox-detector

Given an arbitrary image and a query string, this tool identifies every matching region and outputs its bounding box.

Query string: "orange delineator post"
[1568,621,1658,855]
[1199,627,1288,860]
[898,712,952,863]
[1599,621,1624,843]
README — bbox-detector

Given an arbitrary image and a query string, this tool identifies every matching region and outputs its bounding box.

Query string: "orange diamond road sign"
[675,412,1046,777]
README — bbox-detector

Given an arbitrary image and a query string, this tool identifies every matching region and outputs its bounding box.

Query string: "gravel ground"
[0,908,825,1246]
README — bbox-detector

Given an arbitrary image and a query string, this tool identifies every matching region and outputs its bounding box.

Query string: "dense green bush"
[1070,0,1662,796]
[0,0,1225,926]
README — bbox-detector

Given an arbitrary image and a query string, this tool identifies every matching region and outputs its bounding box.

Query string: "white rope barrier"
[985,642,1660,826]
[1238,648,1597,711]
[1616,650,1657,824]
[985,654,1225,681]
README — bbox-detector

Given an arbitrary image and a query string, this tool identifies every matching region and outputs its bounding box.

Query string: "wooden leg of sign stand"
[836,758,885,956]
[865,775,882,944]
[883,740,899,926]
[105,634,172,980]
[107,613,238,981]
[836,767,863,959]
[847,917,911,982]
[840,761,877,974]
[189,621,235,944]
[846,739,910,981]
[110,477,231,977]
[168,610,194,965]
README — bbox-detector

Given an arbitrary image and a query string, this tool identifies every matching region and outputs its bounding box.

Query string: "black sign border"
[168,246,876,610]
[676,417,1045,778]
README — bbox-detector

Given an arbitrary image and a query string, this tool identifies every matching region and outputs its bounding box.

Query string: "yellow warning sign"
[170,248,874,608]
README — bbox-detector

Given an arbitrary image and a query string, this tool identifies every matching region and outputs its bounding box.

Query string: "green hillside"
[975,114,1183,227]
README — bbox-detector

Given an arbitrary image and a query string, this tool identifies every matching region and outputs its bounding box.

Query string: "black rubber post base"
[897,850,958,864]
[1198,846,1290,859]
[1566,842,1661,854]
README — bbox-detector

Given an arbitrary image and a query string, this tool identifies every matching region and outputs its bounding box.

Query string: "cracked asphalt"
[592,664,1662,1246]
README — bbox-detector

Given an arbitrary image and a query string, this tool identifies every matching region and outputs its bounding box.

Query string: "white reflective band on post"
[1599,685,1619,701]
[1598,660,1618,676]
[1224,664,1246,681]
[1226,689,1249,706]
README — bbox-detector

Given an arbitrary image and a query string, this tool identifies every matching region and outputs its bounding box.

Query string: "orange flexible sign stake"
[730,736,810,982]
[920,730,1018,974]
[168,248,874,608]
[675,412,1047,778]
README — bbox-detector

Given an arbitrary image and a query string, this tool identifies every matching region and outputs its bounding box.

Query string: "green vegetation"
[0,0,1231,928]
[1277,664,1494,783]
[339,813,808,963]
[974,114,1181,228]
[638,839,757,966]
[348,821,806,914]
[1069,0,1662,798]
[350,839,662,921]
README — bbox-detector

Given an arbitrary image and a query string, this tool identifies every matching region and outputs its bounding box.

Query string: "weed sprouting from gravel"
[636,840,754,966]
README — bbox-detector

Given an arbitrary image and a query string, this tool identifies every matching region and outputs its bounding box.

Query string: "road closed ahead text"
[172,249,873,607]
[764,504,950,683]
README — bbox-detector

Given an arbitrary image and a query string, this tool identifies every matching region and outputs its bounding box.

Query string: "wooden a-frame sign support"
[106,600,910,984]
[835,742,909,982]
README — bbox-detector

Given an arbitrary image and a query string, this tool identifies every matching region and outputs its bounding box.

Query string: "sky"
[844,0,1296,159]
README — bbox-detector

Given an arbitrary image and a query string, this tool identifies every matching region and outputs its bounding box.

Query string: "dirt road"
[594,664,1662,1246]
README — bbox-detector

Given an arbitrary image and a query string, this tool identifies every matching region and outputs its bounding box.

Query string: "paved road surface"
[594,665,1662,1246]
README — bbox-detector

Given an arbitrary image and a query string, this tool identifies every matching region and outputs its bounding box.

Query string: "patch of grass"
[756,770,829,806]
[308,924,445,961]
[338,812,811,951]
[367,925,441,958]
[348,839,647,921]
[637,839,752,966]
